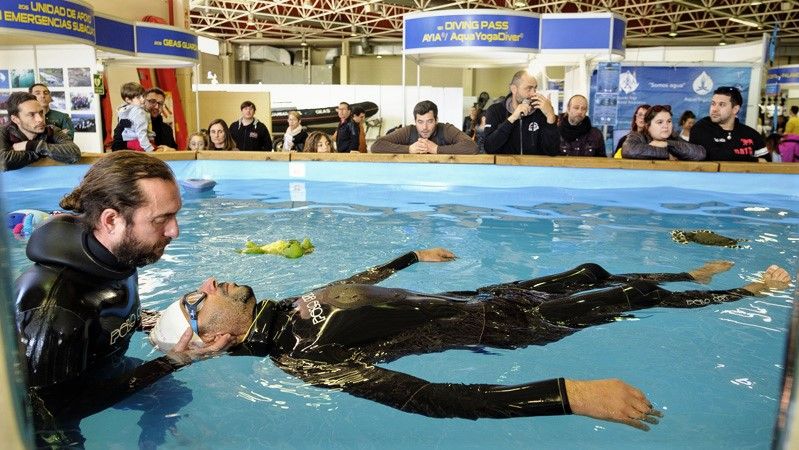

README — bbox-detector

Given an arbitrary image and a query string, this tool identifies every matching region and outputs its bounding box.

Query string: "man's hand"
[565,378,662,431]
[166,327,233,365]
[529,93,556,124]
[409,139,428,154]
[509,101,533,123]
[12,141,27,151]
[414,247,456,262]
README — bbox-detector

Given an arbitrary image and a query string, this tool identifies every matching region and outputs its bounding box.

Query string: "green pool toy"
[238,238,314,258]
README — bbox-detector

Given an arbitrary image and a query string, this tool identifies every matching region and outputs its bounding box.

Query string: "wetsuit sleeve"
[324,251,419,286]
[276,358,571,420]
[32,356,184,422]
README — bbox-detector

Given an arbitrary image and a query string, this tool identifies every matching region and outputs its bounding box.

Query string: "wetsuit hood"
[26,214,135,280]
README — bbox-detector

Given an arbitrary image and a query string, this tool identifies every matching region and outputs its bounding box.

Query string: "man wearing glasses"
[483,70,559,155]
[112,88,177,151]
[689,86,769,162]
[15,152,229,446]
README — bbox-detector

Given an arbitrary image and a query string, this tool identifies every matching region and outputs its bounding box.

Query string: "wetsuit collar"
[244,300,276,341]
[26,214,135,280]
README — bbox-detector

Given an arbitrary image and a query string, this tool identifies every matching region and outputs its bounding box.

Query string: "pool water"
[4,167,798,450]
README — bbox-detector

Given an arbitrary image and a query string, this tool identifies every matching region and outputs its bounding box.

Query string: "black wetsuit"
[234,252,752,420]
[14,214,172,447]
[25,250,753,441]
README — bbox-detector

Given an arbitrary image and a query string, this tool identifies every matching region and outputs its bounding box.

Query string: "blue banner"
[0,0,94,44]
[95,15,134,54]
[540,15,624,51]
[590,66,752,145]
[767,65,799,86]
[136,24,198,61]
[404,12,539,51]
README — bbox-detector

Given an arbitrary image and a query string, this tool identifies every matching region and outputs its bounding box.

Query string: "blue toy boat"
[180,179,217,192]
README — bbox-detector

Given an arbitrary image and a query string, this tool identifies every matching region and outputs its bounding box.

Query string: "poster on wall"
[70,91,93,111]
[50,91,67,110]
[71,114,96,132]
[0,70,9,89]
[39,68,65,87]
[11,69,35,89]
[590,65,751,145]
[67,68,91,87]
[0,91,9,110]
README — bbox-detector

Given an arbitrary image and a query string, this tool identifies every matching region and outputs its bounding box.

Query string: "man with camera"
[483,70,559,155]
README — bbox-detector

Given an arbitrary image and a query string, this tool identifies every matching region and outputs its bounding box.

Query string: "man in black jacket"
[484,70,559,155]
[335,101,359,152]
[229,100,273,151]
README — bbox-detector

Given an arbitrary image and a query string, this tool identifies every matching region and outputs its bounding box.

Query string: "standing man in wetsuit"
[483,70,559,155]
[14,151,231,446]
[144,250,789,431]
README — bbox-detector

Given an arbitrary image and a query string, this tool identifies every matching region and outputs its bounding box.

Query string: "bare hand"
[565,378,662,431]
[409,139,430,154]
[166,327,233,365]
[155,145,176,152]
[529,93,556,123]
[13,141,27,151]
[414,247,456,262]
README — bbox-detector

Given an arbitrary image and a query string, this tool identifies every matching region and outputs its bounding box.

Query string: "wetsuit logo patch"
[110,310,139,345]
[300,292,327,325]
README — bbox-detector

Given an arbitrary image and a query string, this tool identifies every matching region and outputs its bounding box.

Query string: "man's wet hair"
[60,152,176,232]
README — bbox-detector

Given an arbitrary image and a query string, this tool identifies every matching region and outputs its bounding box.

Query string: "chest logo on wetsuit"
[300,292,327,325]
[110,310,139,345]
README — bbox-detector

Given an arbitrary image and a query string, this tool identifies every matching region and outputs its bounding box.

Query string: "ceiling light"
[376,55,382,59]
[256,31,263,38]
[749,1,762,5]
[300,38,308,47]
[668,24,677,37]
[513,0,526,8]
[729,17,760,28]
[719,40,726,46]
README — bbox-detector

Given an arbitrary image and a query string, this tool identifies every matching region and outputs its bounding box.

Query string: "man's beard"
[114,228,171,268]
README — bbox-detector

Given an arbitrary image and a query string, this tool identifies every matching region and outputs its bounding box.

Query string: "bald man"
[558,95,606,157]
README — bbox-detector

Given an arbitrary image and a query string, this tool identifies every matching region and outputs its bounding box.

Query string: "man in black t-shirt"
[690,86,769,162]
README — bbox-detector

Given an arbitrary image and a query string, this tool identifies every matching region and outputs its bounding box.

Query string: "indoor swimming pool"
[3,161,797,449]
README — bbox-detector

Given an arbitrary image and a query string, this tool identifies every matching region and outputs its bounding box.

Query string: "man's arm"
[483,107,515,154]
[277,357,659,429]
[537,115,561,156]
[436,124,478,154]
[34,127,81,163]
[325,248,455,287]
[370,126,414,153]
[1,134,41,171]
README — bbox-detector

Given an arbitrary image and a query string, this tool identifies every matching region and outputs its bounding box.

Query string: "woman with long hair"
[207,119,237,151]
[621,105,705,160]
